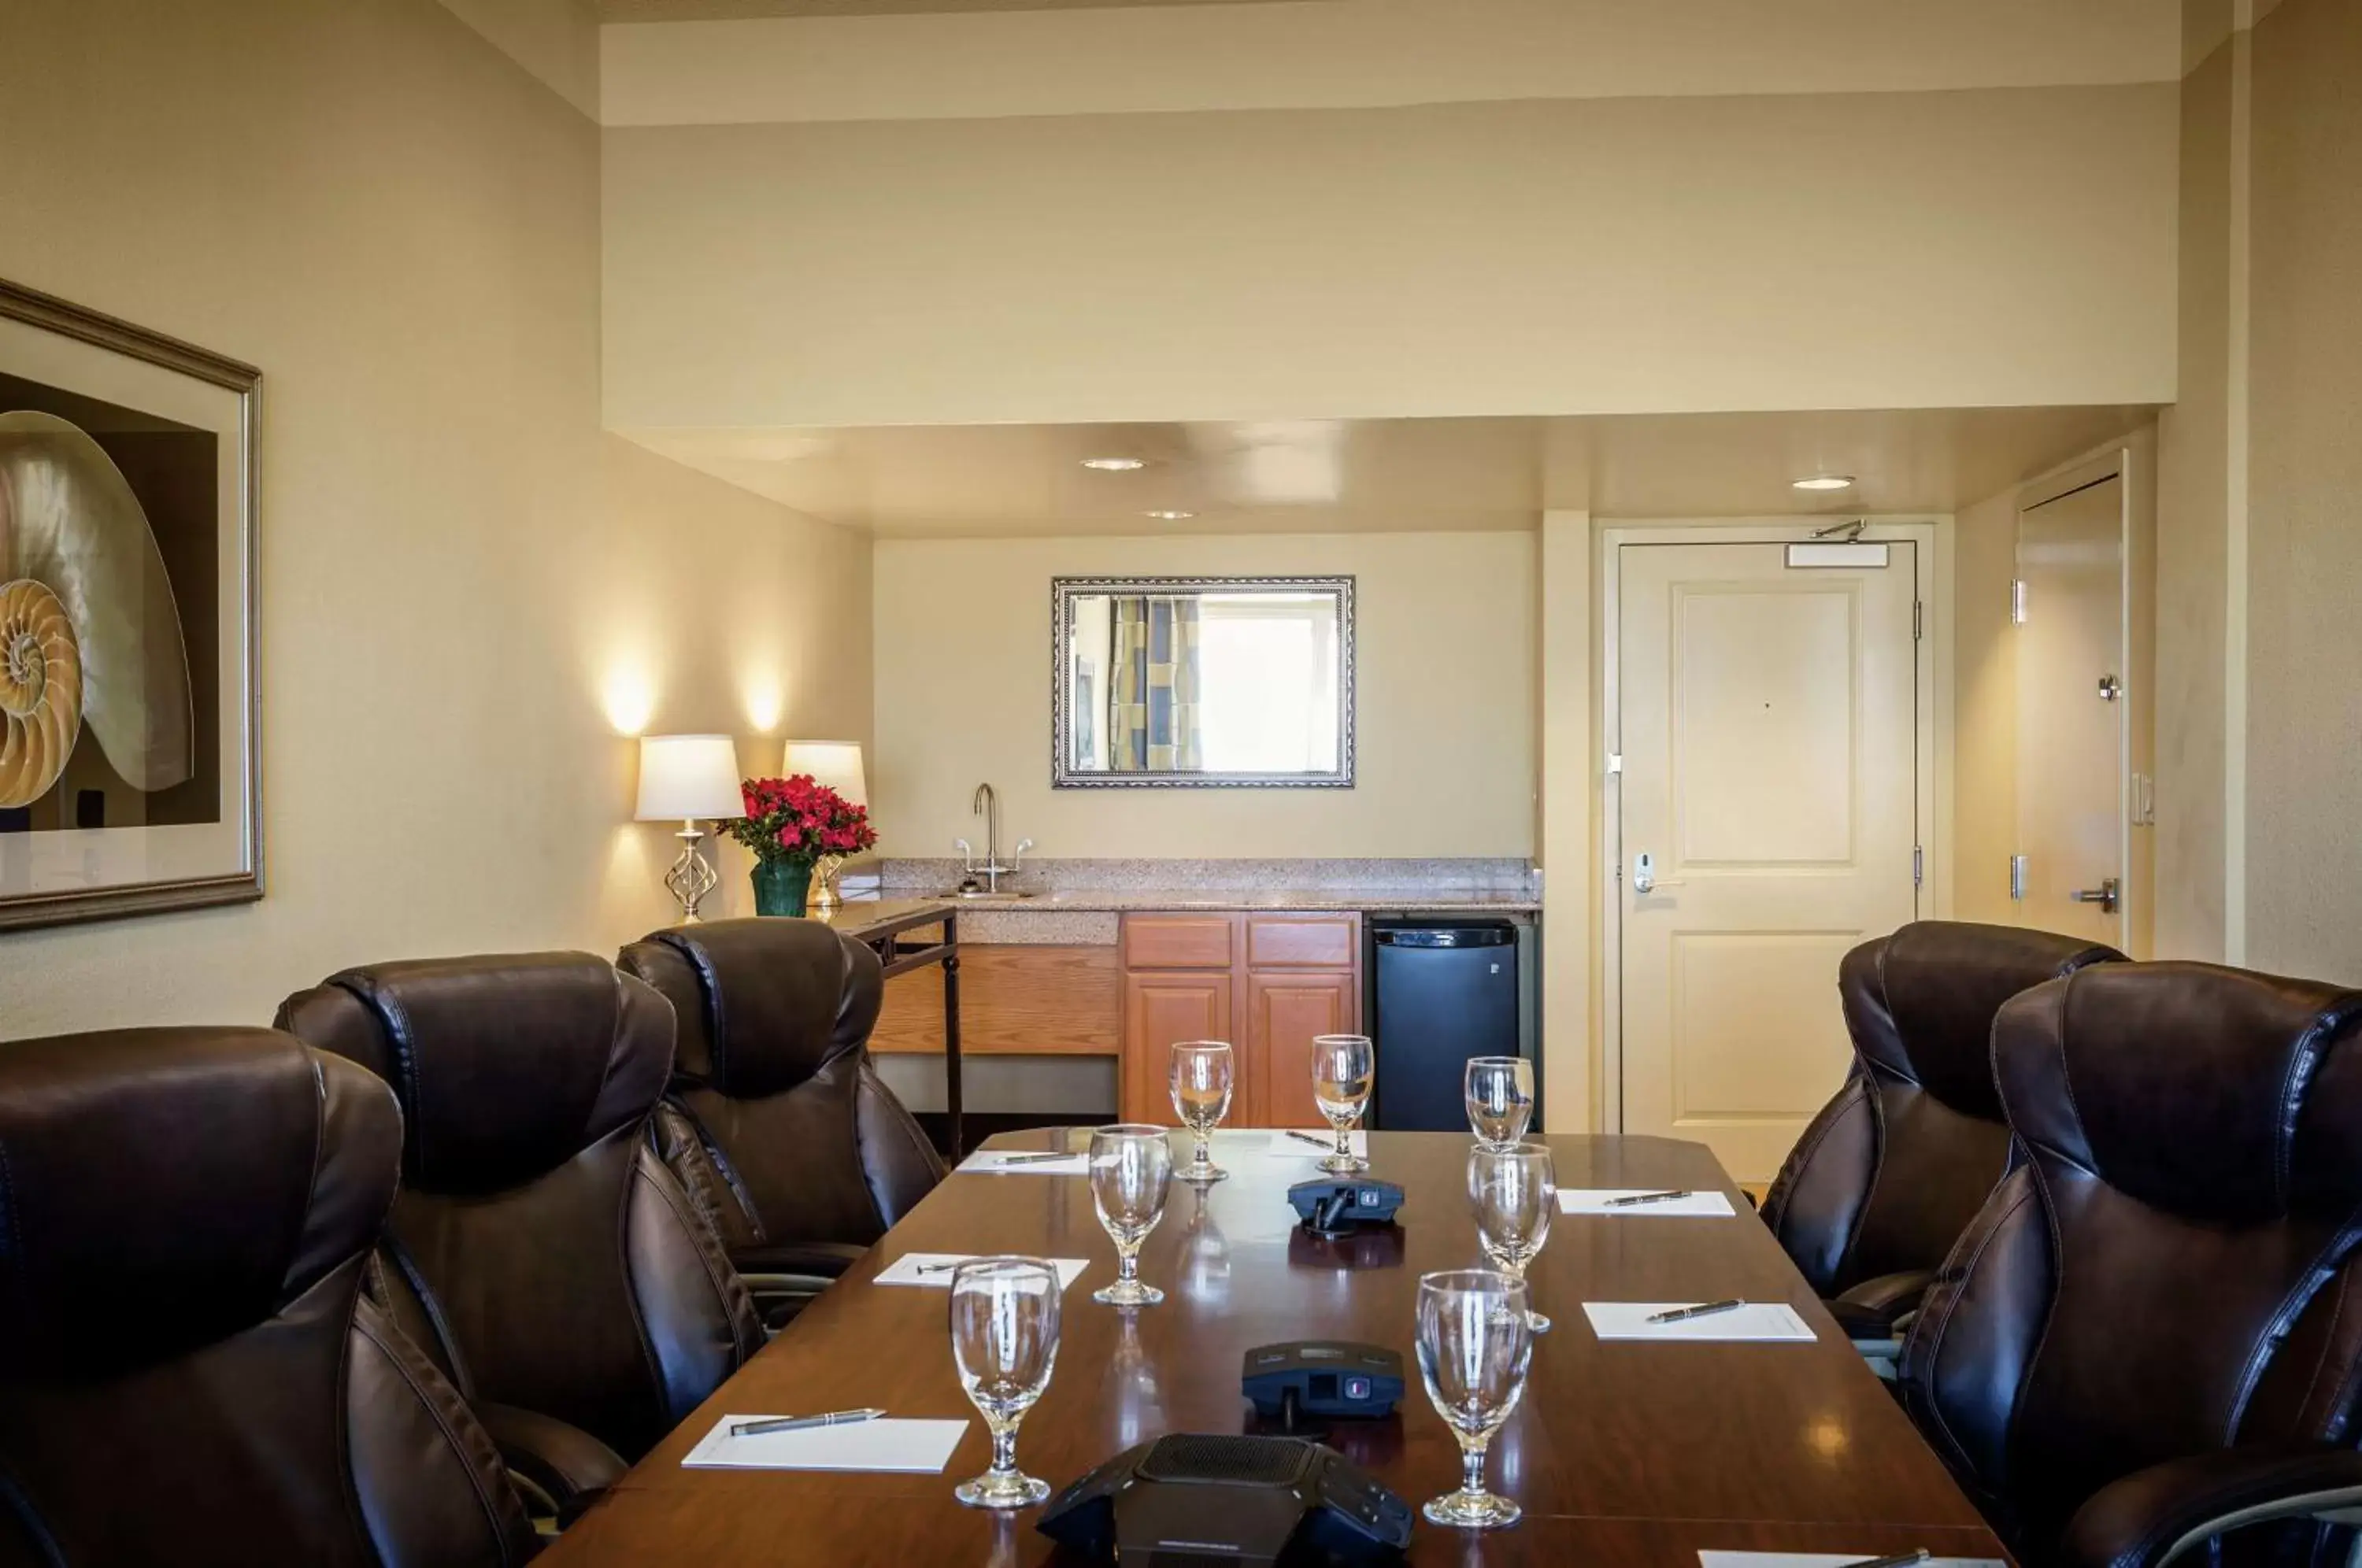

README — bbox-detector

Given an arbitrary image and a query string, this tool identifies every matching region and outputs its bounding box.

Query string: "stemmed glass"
[1089,1125,1174,1306]
[949,1256,1061,1509]
[1464,1056,1535,1148]
[1415,1268,1535,1530]
[1468,1141,1556,1333]
[1169,1041,1235,1184]
[1310,1034,1375,1174]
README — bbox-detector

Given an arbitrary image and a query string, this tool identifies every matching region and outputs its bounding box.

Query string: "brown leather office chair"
[1760,920,2123,1334]
[277,952,763,1491]
[1902,961,2362,1568]
[0,1026,535,1568]
[617,918,945,1322]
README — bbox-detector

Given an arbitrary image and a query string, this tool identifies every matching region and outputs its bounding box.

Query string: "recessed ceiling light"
[1144,509,1195,520]
[1792,474,1856,492]
[1081,456,1146,472]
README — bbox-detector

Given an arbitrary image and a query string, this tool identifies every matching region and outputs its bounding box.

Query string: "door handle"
[2069,878,2120,914]
[1629,852,1684,894]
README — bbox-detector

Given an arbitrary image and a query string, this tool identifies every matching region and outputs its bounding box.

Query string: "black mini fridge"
[1368,920,1521,1131]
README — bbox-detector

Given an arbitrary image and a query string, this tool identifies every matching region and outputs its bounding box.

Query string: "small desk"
[541,1130,2005,1566]
[809,899,964,1158]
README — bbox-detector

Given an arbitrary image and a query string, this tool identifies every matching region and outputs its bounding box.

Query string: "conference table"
[542,1129,2008,1566]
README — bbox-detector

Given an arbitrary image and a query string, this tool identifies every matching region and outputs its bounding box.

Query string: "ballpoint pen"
[1604,1189,1692,1207]
[1646,1298,1745,1323]
[990,1152,1076,1165]
[1286,1130,1337,1149]
[731,1408,887,1437]
[916,1259,968,1274]
[1846,1550,1931,1568]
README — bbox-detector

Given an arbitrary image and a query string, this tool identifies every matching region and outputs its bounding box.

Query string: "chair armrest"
[734,1241,868,1278]
[1832,1268,1937,1322]
[476,1401,629,1519]
[2065,1441,2362,1568]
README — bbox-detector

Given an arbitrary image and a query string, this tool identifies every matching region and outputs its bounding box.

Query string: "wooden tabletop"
[543,1130,2005,1566]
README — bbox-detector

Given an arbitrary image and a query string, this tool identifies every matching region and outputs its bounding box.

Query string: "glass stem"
[1335,1124,1351,1161]
[1119,1246,1138,1285]
[1460,1442,1489,1499]
[1194,1130,1210,1169]
[990,1422,1019,1477]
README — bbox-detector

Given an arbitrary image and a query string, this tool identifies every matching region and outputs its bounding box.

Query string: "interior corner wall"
[1951,487,2020,924]
[1536,510,1594,1134]
[0,0,871,1038]
[2242,0,2362,982]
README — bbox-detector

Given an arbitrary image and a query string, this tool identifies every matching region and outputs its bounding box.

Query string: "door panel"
[1120,972,1233,1125]
[1618,540,1920,1183]
[2015,475,2125,948]
[1249,971,1356,1130]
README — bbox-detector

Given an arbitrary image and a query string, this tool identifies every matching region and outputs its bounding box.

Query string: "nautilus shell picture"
[0,409,197,811]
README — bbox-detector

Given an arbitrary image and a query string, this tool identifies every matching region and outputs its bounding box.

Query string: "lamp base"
[812,853,847,912]
[664,823,720,923]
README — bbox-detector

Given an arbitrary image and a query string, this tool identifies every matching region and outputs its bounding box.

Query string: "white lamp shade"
[782,739,867,808]
[635,734,744,822]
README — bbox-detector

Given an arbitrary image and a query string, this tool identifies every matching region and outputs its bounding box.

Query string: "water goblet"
[1309,1034,1375,1173]
[1089,1125,1174,1306]
[1415,1267,1535,1530]
[1468,1141,1556,1333]
[1169,1041,1235,1183]
[949,1256,1061,1509]
[1464,1056,1535,1148]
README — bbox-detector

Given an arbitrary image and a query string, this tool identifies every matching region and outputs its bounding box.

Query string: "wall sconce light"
[635,734,743,923]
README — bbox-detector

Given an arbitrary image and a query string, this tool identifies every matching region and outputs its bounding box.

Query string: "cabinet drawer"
[1245,913,1360,971]
[1121,913,1237,970]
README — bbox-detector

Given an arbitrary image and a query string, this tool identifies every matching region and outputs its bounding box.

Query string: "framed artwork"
[0,278,261,930]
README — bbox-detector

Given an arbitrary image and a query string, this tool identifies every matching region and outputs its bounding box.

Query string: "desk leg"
[942,919,964,1161]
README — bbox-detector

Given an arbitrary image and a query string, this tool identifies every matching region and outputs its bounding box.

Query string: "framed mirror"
[1052,575,1355,788]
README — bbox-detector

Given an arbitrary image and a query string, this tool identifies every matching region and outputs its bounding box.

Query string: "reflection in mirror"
[1053,576,1354,788]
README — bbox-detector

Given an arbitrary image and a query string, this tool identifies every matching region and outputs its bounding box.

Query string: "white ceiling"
[620,405,2155,538]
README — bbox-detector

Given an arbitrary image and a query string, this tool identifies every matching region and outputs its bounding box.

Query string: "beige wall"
[1951,488,2020,924]
[601,0,2179,127]
[870,533,1535,860]
[0,0,869,1038]
[2243,0,2362,981]
[604,83,2178,431]
[2152,38,2235,962]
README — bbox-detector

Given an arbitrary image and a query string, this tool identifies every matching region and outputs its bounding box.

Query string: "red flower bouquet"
[727,774,877,867]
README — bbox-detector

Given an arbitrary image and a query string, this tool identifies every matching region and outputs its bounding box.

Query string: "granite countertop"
[826,889,1536,915]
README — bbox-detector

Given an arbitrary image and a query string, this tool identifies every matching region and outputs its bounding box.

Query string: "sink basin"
[941,888,1038,902]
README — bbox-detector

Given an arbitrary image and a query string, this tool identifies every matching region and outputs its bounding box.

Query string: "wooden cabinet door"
[1248,971,1357,1130]
[1121,971,1235,1125]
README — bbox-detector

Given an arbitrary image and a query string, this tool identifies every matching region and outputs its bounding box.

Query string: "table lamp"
[782,739,866,912]
[636,734,743,923]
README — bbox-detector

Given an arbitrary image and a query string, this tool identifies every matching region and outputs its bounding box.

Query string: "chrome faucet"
[958,782,1031,893]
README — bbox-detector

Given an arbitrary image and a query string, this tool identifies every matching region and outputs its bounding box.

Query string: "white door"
[2013,473,2127,948]
[1615,538,1922,1183]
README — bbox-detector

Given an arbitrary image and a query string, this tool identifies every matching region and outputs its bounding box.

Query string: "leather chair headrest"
[620,918,883,1099]
[1841,921,2124,1119]
[276,952,673,1195]
[1996,961,2362,1224]
[0,1027,400,1376]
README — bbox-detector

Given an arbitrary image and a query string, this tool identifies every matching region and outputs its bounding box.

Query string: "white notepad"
[1702,1554,2005,1568]
[1267,1130,1368,1159]
[875,1253,1091,1289]
[1583,1302,1816,1342]
[1559,1189,1738,1218]
[959,1150,1088,1175]
[682,1415,970,1472]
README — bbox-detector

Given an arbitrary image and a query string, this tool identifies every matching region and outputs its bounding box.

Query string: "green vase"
[752,858,813,918]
